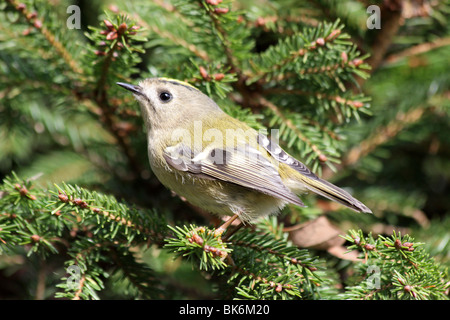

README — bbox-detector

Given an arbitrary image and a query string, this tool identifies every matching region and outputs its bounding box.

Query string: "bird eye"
[159,91,172,102]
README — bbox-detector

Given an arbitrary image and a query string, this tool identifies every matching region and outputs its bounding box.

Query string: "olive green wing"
[162,143,305,208]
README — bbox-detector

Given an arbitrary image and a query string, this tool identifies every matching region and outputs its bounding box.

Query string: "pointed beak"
[116,82,143,95]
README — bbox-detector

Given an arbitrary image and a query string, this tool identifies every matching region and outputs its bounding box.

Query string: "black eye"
[159,91,172,102]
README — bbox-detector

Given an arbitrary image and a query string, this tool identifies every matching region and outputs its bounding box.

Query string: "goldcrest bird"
[117,78,371,233]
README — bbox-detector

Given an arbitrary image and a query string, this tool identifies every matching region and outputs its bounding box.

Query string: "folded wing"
[162,142,305,208]
[257,134,372,214]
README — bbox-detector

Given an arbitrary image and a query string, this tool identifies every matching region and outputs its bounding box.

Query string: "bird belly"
[151,162,287,222]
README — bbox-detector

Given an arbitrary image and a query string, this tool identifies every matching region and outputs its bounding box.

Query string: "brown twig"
[203,3,242,77]
[384,37,450,65]
[263,87,365,109]
[356,0,403,85]
[57,190,165,244]
[35,260,47,300]
[72,274,86,300]
[343,106,427,167]
[7,0,83,75]
[251,14,320,35]
[230,238,317,272]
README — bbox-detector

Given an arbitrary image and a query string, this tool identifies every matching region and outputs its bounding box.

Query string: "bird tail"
[255,133,372,213]
[300,175,372,214]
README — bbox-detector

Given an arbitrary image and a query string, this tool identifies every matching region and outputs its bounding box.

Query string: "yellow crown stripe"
[159,77,200,91]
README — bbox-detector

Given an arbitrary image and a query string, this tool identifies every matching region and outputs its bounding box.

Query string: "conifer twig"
[343,105,427,166]
[385,37,450,65]
[231,238,318,272]
[129,13,211,62]
[6,0,83,75]
[202,2,243,78]
[250,12,320,33]
[72,274,86,300]
[91,21,144,181]
[263,87,365,109]
[230,264,297,293]
[257,95,327,161]
[55,188,165,244]
[247,28,342,81]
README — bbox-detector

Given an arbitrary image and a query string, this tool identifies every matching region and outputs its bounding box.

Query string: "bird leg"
[222,221,245,242]
[214,213,241,238]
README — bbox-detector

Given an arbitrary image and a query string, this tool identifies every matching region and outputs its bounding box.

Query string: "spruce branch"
[230,229,319,272]
[165,225,231,271]
[72,274,86,300]
[0,173,171,299]
[248,12,321,34]
[128,10,211,62]
[250,29,341,81]
[1,0,448,301]
[162,216,323,299]
[223,218,323,299]
[200,0,242,76]
[342,230,449,300]
[257,95,329,165]
[385,37,450,65]
[49,182,166,245]
[263,87,367,109]
[107,245,167,299]
[5,0,83,75]
[343,104,428,167]
[85,15,147,181]
[245,21,369,84]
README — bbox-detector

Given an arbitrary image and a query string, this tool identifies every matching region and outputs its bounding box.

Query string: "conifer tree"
[0,0,448,300]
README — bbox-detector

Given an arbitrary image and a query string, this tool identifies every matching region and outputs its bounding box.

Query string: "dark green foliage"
[224,218,324,299]
[0,0,448,300]
[343,230,448,300]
